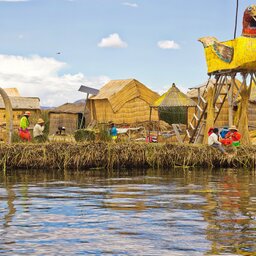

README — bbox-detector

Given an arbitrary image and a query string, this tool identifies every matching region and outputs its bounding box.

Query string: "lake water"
[0,168,256,255]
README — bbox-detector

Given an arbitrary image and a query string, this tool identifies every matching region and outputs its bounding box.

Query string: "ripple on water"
[0,169,256,255]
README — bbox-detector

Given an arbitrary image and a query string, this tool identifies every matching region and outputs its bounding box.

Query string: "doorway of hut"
[78,113,85,129]
[159,107,187,125]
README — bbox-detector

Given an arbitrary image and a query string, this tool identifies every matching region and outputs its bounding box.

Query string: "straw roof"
[49,103,87,114]
[152,83,196,108]
[0,96,40,109]
[187,80,216,98]
[3,88,20,97]
[90,79,159,112]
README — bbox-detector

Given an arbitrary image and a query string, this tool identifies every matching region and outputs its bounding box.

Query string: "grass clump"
[74,129,96,142]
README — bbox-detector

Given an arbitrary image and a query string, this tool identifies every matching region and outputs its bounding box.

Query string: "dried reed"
[0,142,255,170]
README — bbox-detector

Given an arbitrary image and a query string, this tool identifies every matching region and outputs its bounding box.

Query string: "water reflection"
[0,168,255,255]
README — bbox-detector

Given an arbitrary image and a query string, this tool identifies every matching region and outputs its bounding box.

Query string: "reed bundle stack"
[238,85,251,145]
[0,142,256,170]
[203,86,215,144]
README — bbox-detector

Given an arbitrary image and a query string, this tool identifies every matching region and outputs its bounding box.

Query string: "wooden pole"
[0,88,13,144]
[148,106,152,139]
[228,76,235,127]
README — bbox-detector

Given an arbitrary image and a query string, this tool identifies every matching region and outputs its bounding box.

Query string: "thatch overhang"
[152,83,197,109]
[0,96,40,110]
[49,103,87,114]
[90,79,159,112]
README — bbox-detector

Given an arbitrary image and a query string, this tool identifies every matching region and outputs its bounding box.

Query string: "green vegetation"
[74,129,96,142]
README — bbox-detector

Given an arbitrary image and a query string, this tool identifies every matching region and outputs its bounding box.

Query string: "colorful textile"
[220,131,241,146]
[208,128,214,136]
[19,129,31,141]
[110,127,117,137]
[111,135,117,141]
[220,128,229,139]
[225,131,241,141]
[232,141,241,147]
[20,116,30,130]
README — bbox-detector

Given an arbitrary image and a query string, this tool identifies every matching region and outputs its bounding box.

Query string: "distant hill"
[74,99,86,104]
[40,106,54,110]
[40,99,86,110]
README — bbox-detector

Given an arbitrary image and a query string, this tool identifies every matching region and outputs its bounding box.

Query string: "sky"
[0,0,253,106]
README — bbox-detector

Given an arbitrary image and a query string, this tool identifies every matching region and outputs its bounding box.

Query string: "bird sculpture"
[199,5,256,74]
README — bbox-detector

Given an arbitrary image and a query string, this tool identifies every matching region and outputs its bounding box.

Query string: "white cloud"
[0,54,110,106]
[122,2,138,8]
[98,33,128,48]
[157,40,180,50]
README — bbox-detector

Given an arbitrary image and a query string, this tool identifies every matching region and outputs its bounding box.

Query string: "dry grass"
[0,142,256,170]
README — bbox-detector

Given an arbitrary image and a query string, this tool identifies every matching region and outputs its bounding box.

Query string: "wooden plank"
[200,95,206,104]
[196,105,203,112]
[193,113,199,121]
[172,124,183,143]
[189,122,195,130]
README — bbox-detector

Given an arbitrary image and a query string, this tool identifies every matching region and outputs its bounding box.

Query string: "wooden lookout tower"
[185,4,256,145]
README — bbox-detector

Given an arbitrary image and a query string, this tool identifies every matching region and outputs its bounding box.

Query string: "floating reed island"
[0,142,256,170]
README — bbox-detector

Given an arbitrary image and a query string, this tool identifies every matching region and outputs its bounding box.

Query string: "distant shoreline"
[0,142,255,170]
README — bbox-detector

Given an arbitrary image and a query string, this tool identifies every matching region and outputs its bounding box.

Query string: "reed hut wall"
[48,103,89,135]
[91,97,159,124]
[247,102,256,128]
[49,113,79,135]
[87,79,159,124]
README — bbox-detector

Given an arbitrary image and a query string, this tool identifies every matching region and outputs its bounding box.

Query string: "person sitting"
[208,127,214,136]
[220,126,229,139]
[221,125,241,147]
[208,127,227,154]
[33,118,46,142]
[19,111,31,141]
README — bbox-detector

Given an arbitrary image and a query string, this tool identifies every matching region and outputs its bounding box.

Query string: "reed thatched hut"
[49,103,89,135]
[151,83,197,125]
[0,88,40,140]
[87,79,159,124]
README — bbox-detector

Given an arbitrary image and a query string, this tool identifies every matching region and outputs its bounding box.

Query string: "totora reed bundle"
[0,142,256,170]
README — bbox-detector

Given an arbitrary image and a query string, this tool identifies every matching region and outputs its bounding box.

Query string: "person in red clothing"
[221,125,241,146]
[208,127,214,136]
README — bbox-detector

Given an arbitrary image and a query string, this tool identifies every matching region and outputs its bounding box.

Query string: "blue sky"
[0,0,252,106]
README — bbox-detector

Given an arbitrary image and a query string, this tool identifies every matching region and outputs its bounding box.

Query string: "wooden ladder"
[184,75,231,143]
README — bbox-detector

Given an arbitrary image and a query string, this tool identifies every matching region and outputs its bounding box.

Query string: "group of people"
[208,125,241,155]
[18,111,45,142]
